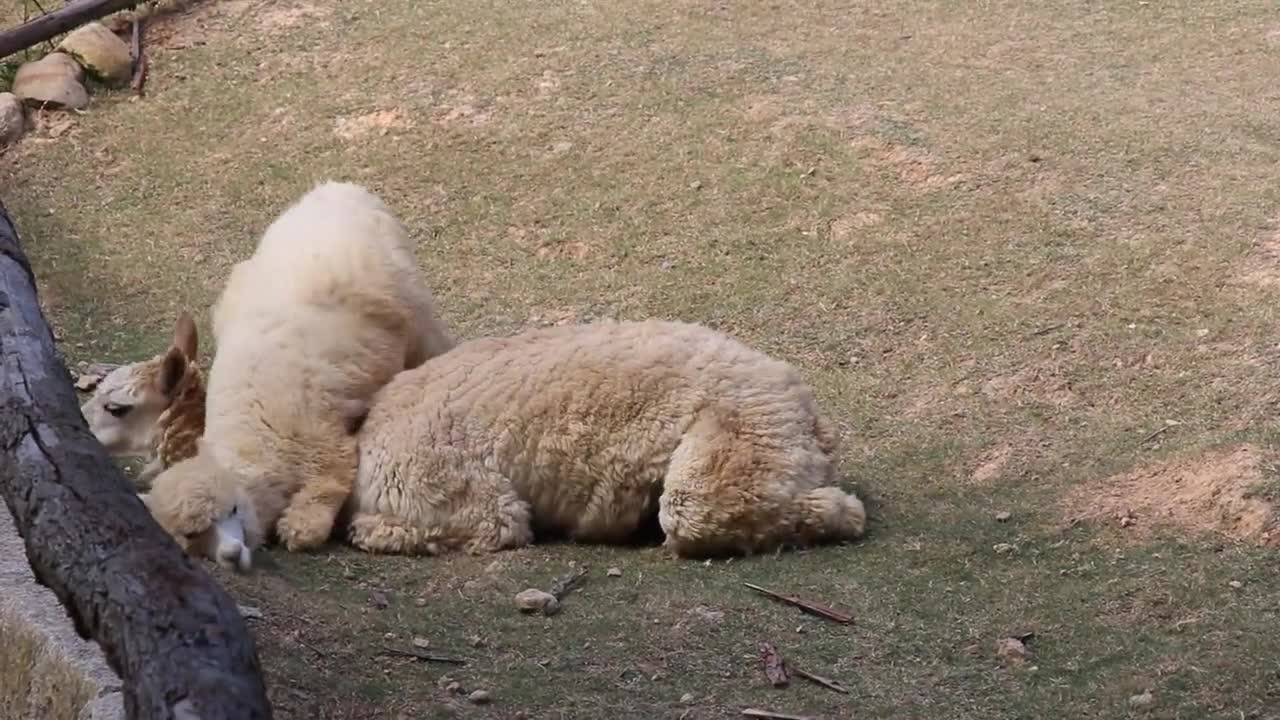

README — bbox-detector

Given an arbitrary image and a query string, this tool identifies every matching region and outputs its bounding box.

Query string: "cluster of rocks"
[1,21,134,147]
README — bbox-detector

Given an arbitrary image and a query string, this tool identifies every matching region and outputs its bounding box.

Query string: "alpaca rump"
[348,319,867,558]
[142,181,456,571]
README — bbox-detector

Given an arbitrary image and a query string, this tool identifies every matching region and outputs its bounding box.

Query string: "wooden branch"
[0,0,146,60]
[0,198,274,719]
[792,667,849,695]
[743,582,855,625]
[741,710,817,720]
[378,648,467,665]
[129,16,148,97]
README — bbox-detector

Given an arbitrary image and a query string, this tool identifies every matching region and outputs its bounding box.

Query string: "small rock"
[607,567,622,577]
[467,689,492,705]
[445,681,463,695]
[1229,580,1243,589]
[995,511,1011,522]
[11,54,89,110]
[414,597,428,607]
[412,636,431,649]
[690,180,703,190]
[57,22,132,86]
[994,637,1032,666]
[466,634,486,648]
[514,588,559,615]
[382,632,395,641]
[369,591,390,609]
[680,693,695,704]
[0,93,25,146]
[236,604,263,620]
[1129,689,1155,710]
[993,542,1016,555]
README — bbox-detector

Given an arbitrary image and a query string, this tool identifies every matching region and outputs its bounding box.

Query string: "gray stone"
[0,92,25,145]
[12,54,90,110]
[57,22,132,86]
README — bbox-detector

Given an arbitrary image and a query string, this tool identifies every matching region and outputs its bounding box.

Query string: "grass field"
[5,0,1280,717]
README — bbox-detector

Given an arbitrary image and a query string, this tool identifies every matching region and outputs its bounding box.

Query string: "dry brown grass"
[0,609,96,720]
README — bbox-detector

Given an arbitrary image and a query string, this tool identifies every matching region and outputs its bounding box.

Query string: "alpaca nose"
[216,540,252,573]
[217,540,243,568]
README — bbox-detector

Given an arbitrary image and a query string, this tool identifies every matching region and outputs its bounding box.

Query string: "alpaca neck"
[156,369,208,468]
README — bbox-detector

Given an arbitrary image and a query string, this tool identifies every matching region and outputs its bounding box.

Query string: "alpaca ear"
[156,346,188,399]
[172,312,198,360]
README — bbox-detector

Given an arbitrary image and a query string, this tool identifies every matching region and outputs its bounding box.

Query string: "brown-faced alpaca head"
[81,313,200,458]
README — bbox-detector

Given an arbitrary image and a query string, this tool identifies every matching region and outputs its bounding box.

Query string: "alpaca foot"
[276,504,336,552]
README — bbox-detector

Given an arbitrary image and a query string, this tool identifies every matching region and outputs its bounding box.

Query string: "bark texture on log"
[0,198,273,720]
[0,0,145,60]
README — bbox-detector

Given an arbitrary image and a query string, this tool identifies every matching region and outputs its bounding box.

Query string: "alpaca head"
[81,313,200,459]
[140,449,261,573]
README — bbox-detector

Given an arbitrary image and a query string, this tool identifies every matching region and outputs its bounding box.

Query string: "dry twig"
[741,710,816,720]
[130,16,147,96]
[549,567,588,600]
[792,667,849,695]
[743,583,854,624]
[378,647,467,665]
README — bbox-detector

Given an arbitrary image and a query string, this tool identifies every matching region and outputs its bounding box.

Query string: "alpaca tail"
[798,486,866,543]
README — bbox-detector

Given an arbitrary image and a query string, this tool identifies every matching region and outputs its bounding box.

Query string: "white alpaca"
[347,320,867,559]
[141,181,454,572]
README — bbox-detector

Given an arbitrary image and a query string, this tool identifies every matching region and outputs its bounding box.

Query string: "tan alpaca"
[80,313,205,488]
[140,181,455,571]
[347,320,866,559]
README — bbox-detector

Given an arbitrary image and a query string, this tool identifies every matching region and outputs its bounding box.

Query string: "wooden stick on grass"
[743,582,854,624]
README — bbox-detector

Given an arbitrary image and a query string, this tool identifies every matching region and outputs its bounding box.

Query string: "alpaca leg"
[276,441,357,551]
[658,412,864,558]
[348,460,534,556]
[347,512,450,556]
[435,464,536,554]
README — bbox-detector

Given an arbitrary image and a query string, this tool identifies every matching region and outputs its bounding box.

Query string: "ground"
[4,0,1280,717]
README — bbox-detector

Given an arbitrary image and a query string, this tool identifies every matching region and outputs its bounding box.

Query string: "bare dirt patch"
[433,93,493,127]
[981,362,1079,408]
[970,444,1012,485]
[1066,444,1280,545]
[1235,223,1280,289]
[258,2,330,31]
[829,209,885,243]
[333,109,413,141]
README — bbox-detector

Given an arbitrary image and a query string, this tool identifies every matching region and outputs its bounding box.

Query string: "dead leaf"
[760,642,789,688]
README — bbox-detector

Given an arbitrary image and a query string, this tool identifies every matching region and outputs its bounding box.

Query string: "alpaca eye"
[104,403,133,418]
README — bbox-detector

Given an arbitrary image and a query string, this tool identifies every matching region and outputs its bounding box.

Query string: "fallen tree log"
[0,0,146,60]
[0,198,273,719]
